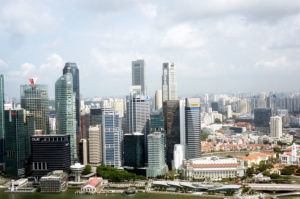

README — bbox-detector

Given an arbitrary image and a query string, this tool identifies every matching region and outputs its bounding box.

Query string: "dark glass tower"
[163,100,180,169]
[0,75,4,165]
[4,110,26,178]
[63,63,80,137]
[123,133,145,168]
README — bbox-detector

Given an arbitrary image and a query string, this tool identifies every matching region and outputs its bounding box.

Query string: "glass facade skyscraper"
[132,59,146,95]
[162,62,178,102]
[102,108,122,168]
[0,75,4,165]
[63,63,80,136]
[185,98,201,160]
[55,73,77,164]
[4,110,26,177]
[123,132,145,168]
[21,84,49,134]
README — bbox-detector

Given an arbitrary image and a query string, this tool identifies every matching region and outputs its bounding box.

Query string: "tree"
[273,147,281,153]
[201,132,209,141]
[262,170,270,176]
[82,165,92,175]
[246,167,255,178]
[214,118,221,124]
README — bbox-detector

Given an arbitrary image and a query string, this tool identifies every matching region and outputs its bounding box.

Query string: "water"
[0,189,220,199]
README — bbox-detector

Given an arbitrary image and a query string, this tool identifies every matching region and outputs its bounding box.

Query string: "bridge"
[273,192,300,198]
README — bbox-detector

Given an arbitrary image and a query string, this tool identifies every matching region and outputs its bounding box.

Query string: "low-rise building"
[182,156,244,180]
[40,171,68,192]
[279,143,300,165]
[237,152,276,166]
[80,177,103,194]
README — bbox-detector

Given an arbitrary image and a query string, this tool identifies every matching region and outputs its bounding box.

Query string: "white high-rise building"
[179,99,186,158]
[270,116,282,138]
[155,90,162,110]
[132,59,146,95]
[173,144,184,170]
[88,125,102,165]
[162,62,178,102]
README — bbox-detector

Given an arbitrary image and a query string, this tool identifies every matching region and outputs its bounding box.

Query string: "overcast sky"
[1,0,300,98]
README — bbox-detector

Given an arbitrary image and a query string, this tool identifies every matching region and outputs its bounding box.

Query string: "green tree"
[201,132,209,141]
[262,170,270,176]
[82,165,92,175]
[246,167,255,177]
[214,118,221,124]
[273,147,281,153]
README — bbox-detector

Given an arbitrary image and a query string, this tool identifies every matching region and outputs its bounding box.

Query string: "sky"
[1,0,300,98]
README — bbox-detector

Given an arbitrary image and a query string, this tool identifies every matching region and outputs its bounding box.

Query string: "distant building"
[55,73,77,164]
[40,170,68,193]
[132,59,146,95]
[172,144,184,170]
[237,152,276,167]
[163,100,180,169]
[150,109,164,132]
[183,156,244,179]
[20,82,49,134]
[270,116,282,138]
[155,90,162,110]
[88,125,102,165]
[185,98,201,160]
[147,132,168,177]
[90,108,102,126]
[31,135,71,177]
[211,102,219,112]
[162,62,178,102]
[123,132,145,168]
[254,108,272,133]
[102,108,122,168]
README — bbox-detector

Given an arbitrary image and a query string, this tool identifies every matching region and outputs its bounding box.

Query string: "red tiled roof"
[189,163,238,168]
[87,178,100,187]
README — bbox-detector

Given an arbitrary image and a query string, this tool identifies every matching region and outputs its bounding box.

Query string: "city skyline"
[1,0,300,98]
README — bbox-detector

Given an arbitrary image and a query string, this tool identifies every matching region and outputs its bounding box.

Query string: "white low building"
[80,177,103,194]
[280,143,300,165]
[182,156,244,179]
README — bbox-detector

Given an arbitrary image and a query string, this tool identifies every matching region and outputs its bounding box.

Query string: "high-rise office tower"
[163,100,180,169]
[31,134,71,177]
[270,116,282,138]
[123,132,145,168]
[150,109,164,132]
[90,108,102,126]
[162,62,178,102]
[55,73,77,164]
[179,99,186,155]
[132,59,146,95]
[88,125,102,165]
[79,139,88,165]
[185,98,201,160]
[20,81,49,134]
[155,90,162,110]
[24,114,35,161]
[126,92,150,135]
[146,132,168,177]
[254,108,272,133]
[4,110,26,177]
[0,75,4,166]
[63,63,80,137]
[102,108,122,168]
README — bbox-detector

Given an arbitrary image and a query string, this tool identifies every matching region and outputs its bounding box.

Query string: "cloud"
[0,59,8,68]
[0,0,57,37]
[254,56,298,71]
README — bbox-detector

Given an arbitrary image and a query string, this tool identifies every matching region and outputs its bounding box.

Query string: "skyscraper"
[146,132,168,177]
[126,92,150,135]
[4,110,26,177]
[90,108,102,126]
[270,116,282,138]
[132,59,146,95]
[55,73,77,164]
[162,62,178,102]
[0,75,4,166]
[88,125,102,165]
[163,100,180,169]
[254,108,272,133]
[123,132,145,168]
[21,81,49,134]
[102,108,122,168]
[185,98,201,160]
[63,63,80,136]
[155,90,162,110]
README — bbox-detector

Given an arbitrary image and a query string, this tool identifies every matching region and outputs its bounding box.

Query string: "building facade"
[155,90,162,110]
[254,108,272,133]
[147,132,168,177]
[132,59,146,95]
[0,75,4,166]
[31,135,71,177]
[102,108,122,168]
[162,62,178,102]
[63,62,80,137]
[20,83,49,134]
[183,157,244,179]
[163,100,180,169]
[55,73,77,164]
[270,116,282,138]
[185,98,201,160]
[123,132,145,168]
[88,125,102,165]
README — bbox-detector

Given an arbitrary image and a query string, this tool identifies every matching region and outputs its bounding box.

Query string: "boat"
[123,189,136,195]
